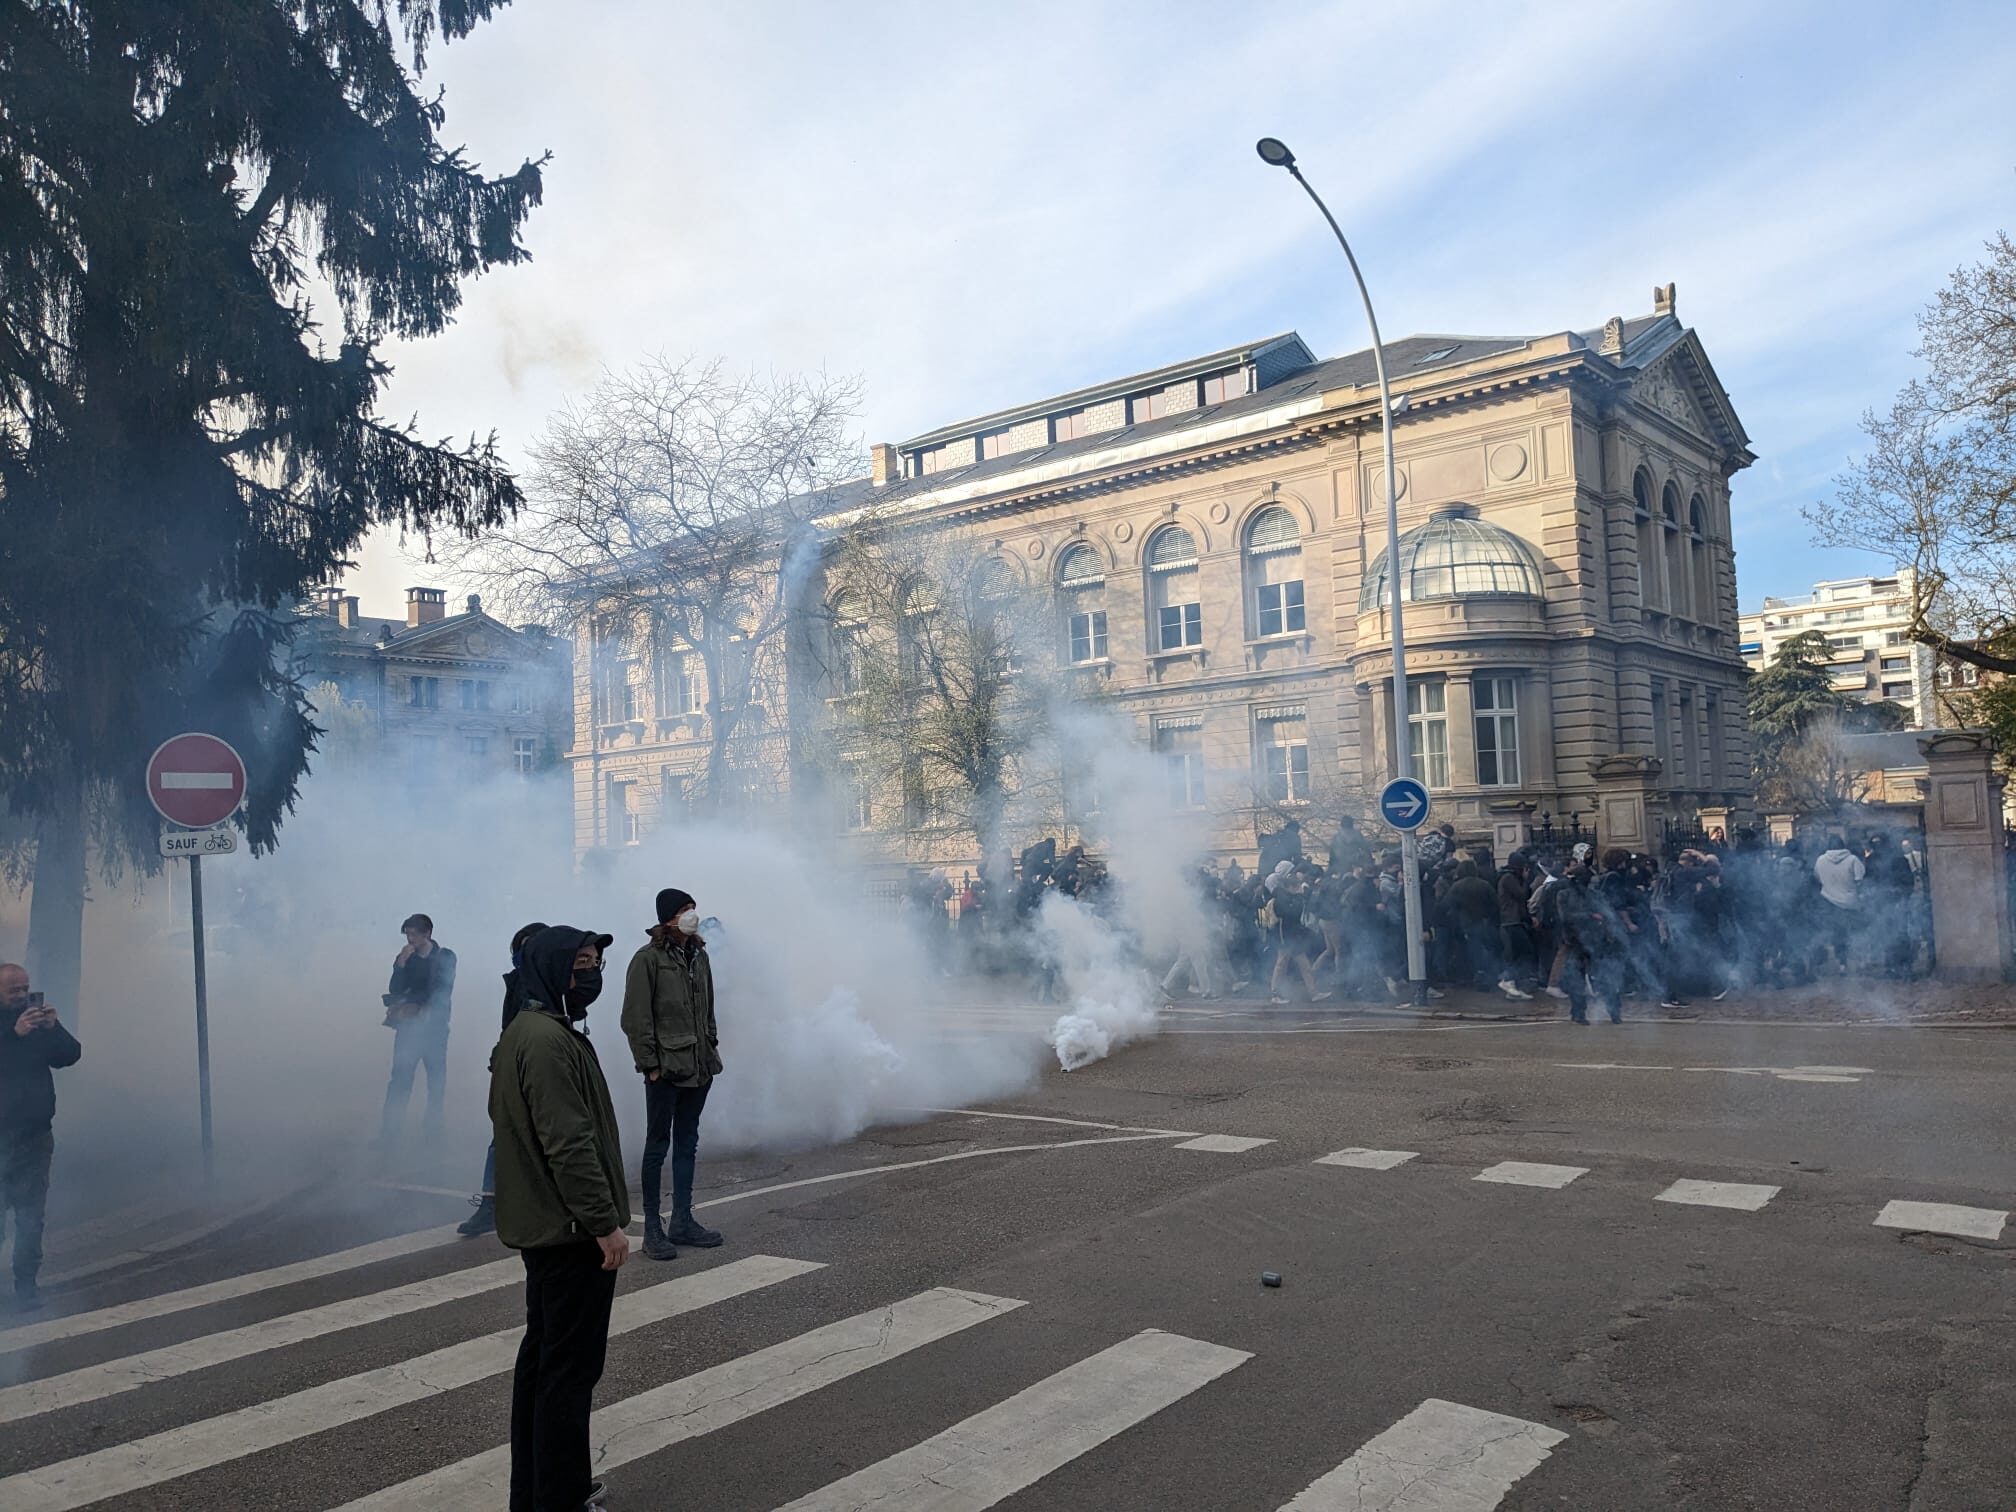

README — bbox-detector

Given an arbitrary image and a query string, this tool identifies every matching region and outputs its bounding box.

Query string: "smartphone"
[26,991,44,1009]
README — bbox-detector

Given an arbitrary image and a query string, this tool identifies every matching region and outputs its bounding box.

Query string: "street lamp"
[1255,136,1427,999]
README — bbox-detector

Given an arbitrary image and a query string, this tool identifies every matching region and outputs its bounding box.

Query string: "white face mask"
[675,909,700,936]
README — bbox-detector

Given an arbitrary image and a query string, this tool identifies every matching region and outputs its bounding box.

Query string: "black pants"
[641,1078,710,1221]
[1,1128,54,1288]
[511,1242,617,1512]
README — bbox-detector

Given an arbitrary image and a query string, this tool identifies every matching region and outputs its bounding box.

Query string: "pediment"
[386,613,526,661]
[1633,335,1752,460]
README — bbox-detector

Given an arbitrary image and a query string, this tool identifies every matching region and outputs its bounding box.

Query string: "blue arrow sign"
[1378,777,1431,832]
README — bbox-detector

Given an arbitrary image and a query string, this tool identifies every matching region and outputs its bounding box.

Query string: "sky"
[347,0,2016,617]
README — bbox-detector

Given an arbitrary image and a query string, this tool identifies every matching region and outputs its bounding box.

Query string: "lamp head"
[1255,137,1296,169]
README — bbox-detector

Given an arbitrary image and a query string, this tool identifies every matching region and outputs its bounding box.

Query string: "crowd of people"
[899,816,1932,1020]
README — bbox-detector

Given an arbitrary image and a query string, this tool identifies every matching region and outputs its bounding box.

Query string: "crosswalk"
[0,1221,1573,1512]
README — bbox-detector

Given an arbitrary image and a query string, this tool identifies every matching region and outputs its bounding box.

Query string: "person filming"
[1,964,81,1311]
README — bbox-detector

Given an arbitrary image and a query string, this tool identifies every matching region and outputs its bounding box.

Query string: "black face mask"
[565,967,603,1020]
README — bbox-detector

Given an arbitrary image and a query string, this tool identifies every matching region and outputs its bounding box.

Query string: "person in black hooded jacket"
[458,921,548,1239]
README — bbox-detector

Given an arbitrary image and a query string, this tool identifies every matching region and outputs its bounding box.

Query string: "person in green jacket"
[620,887,723,1262]
[490,925,627,1512]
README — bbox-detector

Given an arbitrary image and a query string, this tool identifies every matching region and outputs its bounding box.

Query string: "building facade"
[1738,571,1958,728]
[572,286,1757,864]
[302,586,573,785]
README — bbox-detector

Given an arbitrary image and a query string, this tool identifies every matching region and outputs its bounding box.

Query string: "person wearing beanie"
[619,886,724,1261]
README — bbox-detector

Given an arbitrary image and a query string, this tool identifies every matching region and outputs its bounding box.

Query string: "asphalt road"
[2,1012,2011,1510]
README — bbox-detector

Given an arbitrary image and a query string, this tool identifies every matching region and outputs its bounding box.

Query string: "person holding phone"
[379,912,457,1145]
[0,963,82,1311]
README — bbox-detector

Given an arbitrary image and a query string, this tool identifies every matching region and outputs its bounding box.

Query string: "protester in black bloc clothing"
[460,921,549,1239]
[621,888,724,1262]
[380,912,457,1144]
[0,964,81,1311]
[491,925,626,1512]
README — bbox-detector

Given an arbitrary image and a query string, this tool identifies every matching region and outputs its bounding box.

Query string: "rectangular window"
[1880,656,1911,672]
[1260,712,1309,803]
[1473,676,1520,787]
[1052,408,1089,442]
[1651,683,1671,777]
[508,683,529,714]
[513,737,537,776]
[459,679,476,710]
[1677,688,1696,783]
[609,781,639,846]
[408,676,439,709]
[1882,681,1913,700]
[1158,601,1202,651]
[463,735,488,758]
[1200,367,1246,405]
[1155,722,1206,808]
[1069,608,1108,664]
[1406,680,1449,789]
[979,428,1010,460]
[833,628,863,696]
[619,662,640,722]
[1129,390,1166,425]
[658,649,703,714]
[1255,579,1305,637]
[916,444,948,476]
[1826,634,1865,652]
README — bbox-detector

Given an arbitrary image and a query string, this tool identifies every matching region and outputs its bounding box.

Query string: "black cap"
[656,888,696,924]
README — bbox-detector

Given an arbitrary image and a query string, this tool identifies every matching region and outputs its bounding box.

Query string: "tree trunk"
[24,771,86,1030]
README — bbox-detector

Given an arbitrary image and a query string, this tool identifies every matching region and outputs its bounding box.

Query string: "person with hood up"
[491,925,627,1512]
[621,887,724,1262]
[459,921,549,1239]
[1813,833,1866,974]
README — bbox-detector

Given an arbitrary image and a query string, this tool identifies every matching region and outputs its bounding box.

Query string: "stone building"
[571,286,1757,864]
[302,586,572,785]
[1739,570,1952,729]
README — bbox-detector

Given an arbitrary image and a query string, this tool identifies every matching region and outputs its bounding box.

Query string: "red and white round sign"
[146,733,247,829]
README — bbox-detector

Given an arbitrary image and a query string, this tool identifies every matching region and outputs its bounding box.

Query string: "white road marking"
[776,1328,1251,1511]
[915,1107,1200,1136]
[1278,1397,1567,1510]
[1656,1179,1781,1212]
[337,1287,1026,1511]
[1315,1148,1420,1170]
[1561,1060,1875,1084]
[1174,1134,1276,1153]
[1555,1062,1673,1071]
[1873,1200,2007,1241]
[0,1255,822,1510]
[0,1253,525,1424]
[1474,1162,1588,1190]
[0,1220,471,1353]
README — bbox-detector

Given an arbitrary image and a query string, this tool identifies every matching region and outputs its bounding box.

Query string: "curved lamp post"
[1255,137,1426,997]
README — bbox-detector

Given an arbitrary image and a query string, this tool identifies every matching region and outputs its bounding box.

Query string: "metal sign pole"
[189,853,215,1182]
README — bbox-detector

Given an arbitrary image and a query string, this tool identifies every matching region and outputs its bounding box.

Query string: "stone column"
[1586,754,1661,855]
[1919,732,2012,982]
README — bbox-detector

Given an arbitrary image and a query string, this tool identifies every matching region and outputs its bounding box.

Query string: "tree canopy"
[1747,630,1910,810]
[0,1,543,1006]
[1814,229,2016,672]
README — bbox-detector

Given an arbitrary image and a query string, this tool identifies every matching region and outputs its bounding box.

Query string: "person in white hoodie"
[1813,834,1866,974]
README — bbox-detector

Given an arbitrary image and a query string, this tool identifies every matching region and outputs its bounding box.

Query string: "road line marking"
[336,1286,1026,1511]
[689,1133,1191,1211]
[1656,1179,1780,1212]
[0,1253,528,1424]
[33,1197,277,1288]
[1474,1161,1587,1190]
[1278,1397,1567,1510]
[0,1255,822,1510]
[776,1328,1250,1511]
[0,1221,471,1354]
[1554,1062,1673,1071]
[914,1107,1201,1136]
[1315,1148,1420,1170]
[1873,1200,2007,1241]
[1173,1134,1276,1154]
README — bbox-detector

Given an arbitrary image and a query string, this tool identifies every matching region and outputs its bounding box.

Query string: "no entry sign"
[146,732,247,829]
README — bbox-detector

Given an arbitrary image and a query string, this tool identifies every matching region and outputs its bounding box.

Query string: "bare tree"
[442,358,862,810]
[819,518,1070,861]
[1813,231,2016,672]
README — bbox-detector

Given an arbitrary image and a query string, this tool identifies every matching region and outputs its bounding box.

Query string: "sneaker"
[581,1480,609,1510]
[668,1212,723,1248]
[1310,989,1334,1002]
[1659,998,1684,1009]
[1543,985,1569,1001]
[1570,1012,1589,1024]
[1270,994,1289,1005]
[1712,988,1730,1001]
[1498,981,1533,1000]
[457,1198,496,1238]
[1426,987,1446,1001]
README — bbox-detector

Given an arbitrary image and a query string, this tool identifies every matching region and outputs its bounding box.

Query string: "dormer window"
[1199,367,1246,405]
[1129,390,1166,425]
[979,427,1011,460]
[915,444,949,476]
[1053,408,1089,443]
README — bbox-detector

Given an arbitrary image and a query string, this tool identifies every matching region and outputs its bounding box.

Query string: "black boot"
[11,1278,42,1312]
[667,1210,722,1248]
[642,1213,678,1261]
[456,1197,496,1238]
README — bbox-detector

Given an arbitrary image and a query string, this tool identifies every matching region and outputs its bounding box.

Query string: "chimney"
[871,442,899,486]
[466,593,482,616]
[317,585,345,618]
[406,586,447,627]
[339,595,360,628]
[1653,282,1677,318]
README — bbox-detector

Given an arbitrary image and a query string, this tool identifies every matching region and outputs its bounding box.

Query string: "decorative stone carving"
[1025,539,1044,559]
[1208,501,1230,523]
[1113,521,1132,543]
[1487,443,1528,482]
[1598,317,1626,357]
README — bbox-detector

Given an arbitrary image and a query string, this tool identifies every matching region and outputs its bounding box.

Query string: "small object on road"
[1261,1271,1283,1288]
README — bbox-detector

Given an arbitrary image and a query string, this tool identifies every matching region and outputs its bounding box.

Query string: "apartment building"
[1738,572,1954,728]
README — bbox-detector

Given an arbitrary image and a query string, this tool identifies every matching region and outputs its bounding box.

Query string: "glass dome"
[1357,505,1546,611]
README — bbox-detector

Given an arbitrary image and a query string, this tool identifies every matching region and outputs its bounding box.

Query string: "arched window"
[1244,506,1305,638]
[1146,525,1201,651]
[1633,470,1662,611]
[1661,481,1688,618]
[970,558,1023,674]
[827,592,866,697]
[897,579,938,681]
[1056,543,1108,664]
[1688,495,1713,627]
